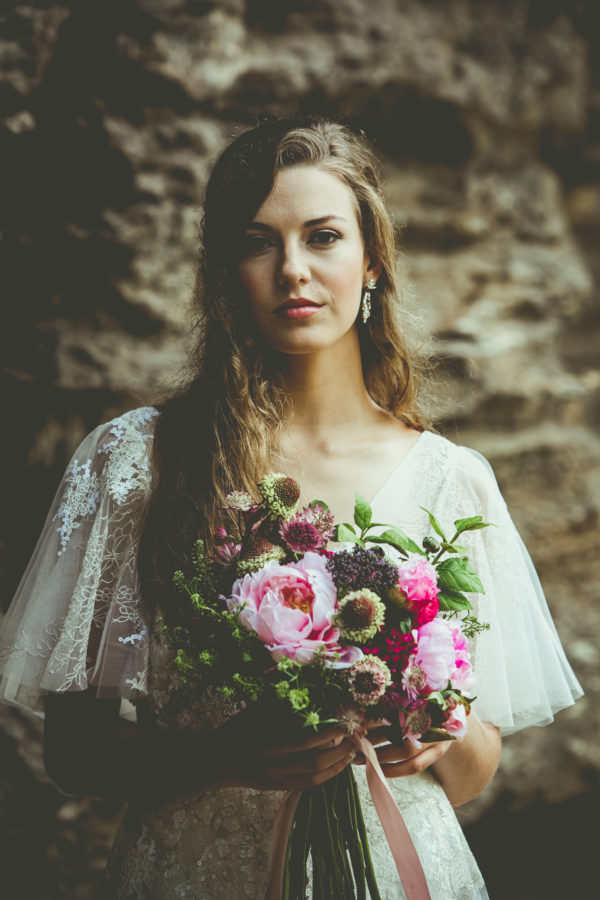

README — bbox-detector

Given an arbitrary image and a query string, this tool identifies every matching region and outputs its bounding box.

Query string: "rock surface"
[1,1,598,897]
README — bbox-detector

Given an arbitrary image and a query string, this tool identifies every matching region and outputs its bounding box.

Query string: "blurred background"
[0,1,598,897]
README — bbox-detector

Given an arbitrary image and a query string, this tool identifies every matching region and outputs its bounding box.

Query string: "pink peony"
[395,553,440,624]
[225,552,361,667]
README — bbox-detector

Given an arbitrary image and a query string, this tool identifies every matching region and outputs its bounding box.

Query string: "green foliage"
[437,587,473,612]
[460,616,491,639]
[366,528,421,556]
[353,492,372,533]
[436,557,485,594]
[335,522,364,545]
[420,506,447,541]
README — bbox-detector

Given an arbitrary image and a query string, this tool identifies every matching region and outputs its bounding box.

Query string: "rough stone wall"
[1,1,598,897]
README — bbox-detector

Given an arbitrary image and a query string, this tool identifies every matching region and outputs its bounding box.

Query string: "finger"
[380,742,450,778]
[264,740,355,778]
[364,727,395,747]
[364,718,391,731]
[262,725,346,758]
[374,742,416,766]
[282,748,357,790]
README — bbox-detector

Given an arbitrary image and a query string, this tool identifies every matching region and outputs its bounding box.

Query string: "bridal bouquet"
[164,473,491,900]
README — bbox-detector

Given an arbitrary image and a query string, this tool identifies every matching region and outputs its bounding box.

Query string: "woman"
[0,118,582,899]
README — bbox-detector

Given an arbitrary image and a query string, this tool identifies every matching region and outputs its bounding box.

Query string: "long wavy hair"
[139,117,429,618]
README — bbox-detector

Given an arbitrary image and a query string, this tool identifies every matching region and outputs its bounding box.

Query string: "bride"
[0,117,582,899]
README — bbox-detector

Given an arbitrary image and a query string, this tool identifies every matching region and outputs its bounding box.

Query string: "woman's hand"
[356,725,452,778]
[212,709,357,791]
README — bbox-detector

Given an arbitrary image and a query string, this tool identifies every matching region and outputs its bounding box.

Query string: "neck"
[278,329,381,442]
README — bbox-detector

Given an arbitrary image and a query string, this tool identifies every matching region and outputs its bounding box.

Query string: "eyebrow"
[245,215,349,231]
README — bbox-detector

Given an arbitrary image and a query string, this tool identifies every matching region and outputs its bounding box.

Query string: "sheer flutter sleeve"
[433,441,583,735]
[0,407,159,718]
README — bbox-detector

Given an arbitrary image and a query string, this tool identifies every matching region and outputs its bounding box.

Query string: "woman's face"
[237,165,380,356]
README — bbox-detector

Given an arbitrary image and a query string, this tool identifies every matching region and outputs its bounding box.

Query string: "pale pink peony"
[450,626,474,693]
[226,552,362,667]
[444,701,468,737]
[412,618,457,692]
[395,553,440,624]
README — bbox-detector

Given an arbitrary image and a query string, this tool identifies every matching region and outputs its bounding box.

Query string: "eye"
[309,229,342,245]
[240,233,274,254]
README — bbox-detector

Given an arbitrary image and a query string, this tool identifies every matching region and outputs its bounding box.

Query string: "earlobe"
[365,254,382,284]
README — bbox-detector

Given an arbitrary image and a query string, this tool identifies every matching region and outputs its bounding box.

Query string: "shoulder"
[418,432,507,512]
[63,407,159,507]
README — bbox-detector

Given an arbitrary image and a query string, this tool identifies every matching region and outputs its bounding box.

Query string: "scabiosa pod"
[258,473,301,520]
[348,656,392,705]
[235,534,285,575]
[334,589,386,642]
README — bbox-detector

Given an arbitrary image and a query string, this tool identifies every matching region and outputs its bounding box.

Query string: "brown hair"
[139,117,428,618]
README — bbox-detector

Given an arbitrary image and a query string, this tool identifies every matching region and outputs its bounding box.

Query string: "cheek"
[237,263,265,308]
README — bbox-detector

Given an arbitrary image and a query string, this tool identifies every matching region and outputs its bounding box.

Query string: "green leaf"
[453,516,494,535]
[420,506,447,541]
[336,523,364,545]
[354,492,372,532]
[365,535,407,557]
[420,728,456,743]
[440,542,469,555]
[437,587,473,611]
[426,691,446,706]
[309,499,329,510]
[379,527,424,556]
[436,557,485,594]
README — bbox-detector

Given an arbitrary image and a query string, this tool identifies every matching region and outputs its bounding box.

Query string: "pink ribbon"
[266,788,301,900]
[266,736,431,899]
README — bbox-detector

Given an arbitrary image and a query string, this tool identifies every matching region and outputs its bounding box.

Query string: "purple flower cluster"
[326,545,397,600]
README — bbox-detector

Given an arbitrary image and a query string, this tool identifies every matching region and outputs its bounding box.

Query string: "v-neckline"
[367,430,429,509]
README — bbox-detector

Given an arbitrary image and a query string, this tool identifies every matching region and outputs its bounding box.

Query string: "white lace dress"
[0,409,583,899]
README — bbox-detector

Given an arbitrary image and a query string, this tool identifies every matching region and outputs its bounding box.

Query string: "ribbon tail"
[353,734,431,900]
[266,788,301,900]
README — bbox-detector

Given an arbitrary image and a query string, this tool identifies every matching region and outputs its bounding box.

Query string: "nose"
[276,240,310,288]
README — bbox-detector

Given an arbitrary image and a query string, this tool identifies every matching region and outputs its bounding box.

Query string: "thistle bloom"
[335,704,367,736]
[226,552,362,667]
[224,490,254,511]
[279,504,335,552]
[279,518,323,554]
[334,589,386,643]
[213,541,242,566]
[348,656,391,705]
[397,700,432,747]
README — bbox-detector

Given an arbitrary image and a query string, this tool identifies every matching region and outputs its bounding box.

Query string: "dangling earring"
[362,278,377,323]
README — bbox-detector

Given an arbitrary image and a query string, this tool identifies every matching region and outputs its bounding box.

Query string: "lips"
[276,298,322,311]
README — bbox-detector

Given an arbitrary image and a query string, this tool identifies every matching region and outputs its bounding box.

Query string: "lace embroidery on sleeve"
[53,459,101,556]
[0,407,158,711]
